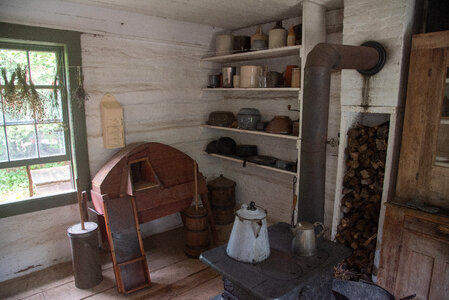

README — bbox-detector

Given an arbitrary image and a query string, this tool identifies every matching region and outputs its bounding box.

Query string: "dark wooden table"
[200,222,350,300]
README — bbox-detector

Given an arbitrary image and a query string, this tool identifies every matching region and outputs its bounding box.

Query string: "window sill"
[0,190,77,218]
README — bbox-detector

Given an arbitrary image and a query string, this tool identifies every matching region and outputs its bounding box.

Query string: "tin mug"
[222,67,236,88]
[208,75,220,88]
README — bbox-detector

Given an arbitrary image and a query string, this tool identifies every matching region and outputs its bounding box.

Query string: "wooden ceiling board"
[57,0,343,29]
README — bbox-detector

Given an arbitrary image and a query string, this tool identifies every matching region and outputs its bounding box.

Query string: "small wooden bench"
[30,165,72,195]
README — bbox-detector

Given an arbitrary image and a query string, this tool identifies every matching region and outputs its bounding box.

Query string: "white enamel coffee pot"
[226,201,270,263]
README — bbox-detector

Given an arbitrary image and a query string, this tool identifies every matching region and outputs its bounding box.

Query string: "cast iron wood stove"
[200,223,350,300]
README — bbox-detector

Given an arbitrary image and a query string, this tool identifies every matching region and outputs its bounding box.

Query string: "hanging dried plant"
[0,66,47,120]
[72,66,89,107]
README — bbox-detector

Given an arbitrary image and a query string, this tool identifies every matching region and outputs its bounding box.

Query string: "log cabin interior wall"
[0,0,223,281]
[0,0,423,283]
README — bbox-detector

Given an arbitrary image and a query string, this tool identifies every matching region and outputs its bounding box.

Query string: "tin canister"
[222,67,236,88]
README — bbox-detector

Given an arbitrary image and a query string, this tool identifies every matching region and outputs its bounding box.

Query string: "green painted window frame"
[0,42,71,168]
[0,22,90,218]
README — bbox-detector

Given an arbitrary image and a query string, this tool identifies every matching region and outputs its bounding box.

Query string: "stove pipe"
[298,42,386,223]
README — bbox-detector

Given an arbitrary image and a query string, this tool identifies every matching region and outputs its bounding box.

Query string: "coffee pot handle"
[313,222,326,238]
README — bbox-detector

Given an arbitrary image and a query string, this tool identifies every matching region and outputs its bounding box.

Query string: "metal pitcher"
[291,221,325,256]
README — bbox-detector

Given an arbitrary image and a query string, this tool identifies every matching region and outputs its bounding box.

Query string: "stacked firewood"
[334,122,389,281]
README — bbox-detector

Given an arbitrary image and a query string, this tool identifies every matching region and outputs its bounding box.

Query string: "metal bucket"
[67,222,103,289]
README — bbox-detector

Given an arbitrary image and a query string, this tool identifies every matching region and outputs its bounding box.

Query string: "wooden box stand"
[90,142,218,293]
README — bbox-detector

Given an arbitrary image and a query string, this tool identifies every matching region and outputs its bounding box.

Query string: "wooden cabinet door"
[394,230,449,299]
[395,31,449,208]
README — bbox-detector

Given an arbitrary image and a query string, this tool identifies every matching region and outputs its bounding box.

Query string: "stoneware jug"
[268,21,287,49]
[226,201,270,263]
[291,221,325,256]
[251,25,268,50]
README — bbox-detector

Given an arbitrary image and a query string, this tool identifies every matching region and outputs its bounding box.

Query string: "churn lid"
[67,222,98,239]
[236,201,267,220]
[208,174,236,189]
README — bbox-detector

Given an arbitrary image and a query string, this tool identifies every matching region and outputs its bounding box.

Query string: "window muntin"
[0,42,74,202]
[0,43,70,168]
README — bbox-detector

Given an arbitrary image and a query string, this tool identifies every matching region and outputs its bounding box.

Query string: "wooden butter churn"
[207,175,236,225]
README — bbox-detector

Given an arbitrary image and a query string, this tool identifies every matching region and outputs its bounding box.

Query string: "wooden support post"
[26,165,33,197]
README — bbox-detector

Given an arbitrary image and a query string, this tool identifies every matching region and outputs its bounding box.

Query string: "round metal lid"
[237,107,261,116]
[67,222,98,238]
[236,201,266,220]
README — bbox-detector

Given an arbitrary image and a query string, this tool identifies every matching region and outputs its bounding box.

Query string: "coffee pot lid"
[236,201,266,220]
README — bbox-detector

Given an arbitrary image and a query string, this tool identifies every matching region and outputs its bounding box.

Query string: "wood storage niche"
[334,115,390,282]
[207,175,236,225]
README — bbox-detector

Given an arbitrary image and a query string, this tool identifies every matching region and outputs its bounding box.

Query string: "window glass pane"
[0,49,28,84]
[0,127,7,162]
[37,89,63,122]
[0,166,30,203]
[6,125,38,160]
[37,123,65,157]
[4,103,34,124]
[0,161,72,204]
[29,51,57,86]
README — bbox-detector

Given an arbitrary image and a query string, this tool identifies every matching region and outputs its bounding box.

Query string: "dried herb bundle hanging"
[72,66,89,107]
[1,66,46,119]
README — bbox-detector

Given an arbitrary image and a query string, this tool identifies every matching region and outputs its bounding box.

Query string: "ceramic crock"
[216,34,234,56]
[240,65,263,88]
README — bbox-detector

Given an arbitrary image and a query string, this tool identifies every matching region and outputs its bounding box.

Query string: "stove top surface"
[200,222,350,300]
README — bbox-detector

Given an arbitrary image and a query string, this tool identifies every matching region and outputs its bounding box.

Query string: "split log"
[334,122,389,282]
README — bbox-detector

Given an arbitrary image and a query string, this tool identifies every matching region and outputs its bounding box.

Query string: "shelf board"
[206,152,296,176]
[202,45,301,63]
[435,161,449,168]
[202,88,300,92]
[202,125,299,140]
[441,118,449,125]
[341,105,400,115]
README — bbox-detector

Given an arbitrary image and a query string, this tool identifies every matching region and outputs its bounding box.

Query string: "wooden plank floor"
[0,227,223,300]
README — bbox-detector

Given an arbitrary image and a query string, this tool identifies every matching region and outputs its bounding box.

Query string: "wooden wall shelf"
[201,125,299,140]
[201,88,300,92]
[205,152,296,176]
[201,45,301,63]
